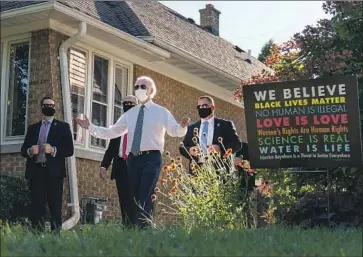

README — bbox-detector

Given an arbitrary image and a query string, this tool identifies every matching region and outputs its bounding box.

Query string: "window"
[113,65,128,123]
[0,43,3,100]
[91,55,109,148]
[68,47,131,152]
[3,41,30,139]
[69,48,87,144]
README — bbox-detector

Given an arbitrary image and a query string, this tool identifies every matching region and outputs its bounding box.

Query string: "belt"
[131,150,159,156]
[35,162,47,168]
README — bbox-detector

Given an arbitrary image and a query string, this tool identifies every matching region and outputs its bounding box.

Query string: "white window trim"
[69,44,89,149]
[89,52,111,151]
[0,33,32,146]
[0,36,134,156]
[112,62,130,124]
[71,43,134,156]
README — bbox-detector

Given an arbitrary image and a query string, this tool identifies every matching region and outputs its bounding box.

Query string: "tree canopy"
[234,1,362,105]
[257,39,274,63]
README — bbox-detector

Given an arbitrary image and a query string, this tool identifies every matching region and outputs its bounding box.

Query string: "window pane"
[91,102,106,148]
[93,56,108,103]
[69,48,87,143]
[113,66,128,123]
[71,94,85,143]
[6,42,29,137]
[113,106,122,124]
[0,43,3,97]
[114,83,122,107]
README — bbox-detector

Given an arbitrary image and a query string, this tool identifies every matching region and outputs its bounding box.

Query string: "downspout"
[59,22,87,230]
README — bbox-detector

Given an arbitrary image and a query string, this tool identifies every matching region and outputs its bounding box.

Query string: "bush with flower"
[151,129,257,231]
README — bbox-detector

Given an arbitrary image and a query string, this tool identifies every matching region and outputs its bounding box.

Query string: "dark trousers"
[29,165,64,232]
[114,168,133,227]
[127,151,162,228]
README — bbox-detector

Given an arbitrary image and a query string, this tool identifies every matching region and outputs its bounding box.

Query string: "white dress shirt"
[27,118,57,158]
[89,100,187,154]
[199,116,215,146]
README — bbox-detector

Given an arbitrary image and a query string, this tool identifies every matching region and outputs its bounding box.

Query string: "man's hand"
[76,115,90,129]
[43,143,53,154]
[208,144,221,153]
[99,167,107,181]
[189,146,201,157]
[180,117,190,128]
[30,145,39,155]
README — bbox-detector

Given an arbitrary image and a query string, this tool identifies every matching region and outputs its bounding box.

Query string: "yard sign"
[243,75,363,168]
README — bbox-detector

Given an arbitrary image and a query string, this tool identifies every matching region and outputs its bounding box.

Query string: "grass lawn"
[1,224,362,256]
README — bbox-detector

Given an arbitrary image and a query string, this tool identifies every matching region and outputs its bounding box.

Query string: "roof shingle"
[1,0,270,81]
[127,1,269,80]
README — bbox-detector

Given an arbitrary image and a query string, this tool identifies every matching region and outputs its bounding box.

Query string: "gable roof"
[1,0,270,82]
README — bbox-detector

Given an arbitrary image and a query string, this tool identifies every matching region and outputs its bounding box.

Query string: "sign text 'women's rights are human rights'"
[243,75,362,168]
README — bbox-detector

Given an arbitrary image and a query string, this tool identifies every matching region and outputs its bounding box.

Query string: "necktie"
[122,133,128,160]
[37,120,49,163]
[201,121,209,154]
[131,105,145,155]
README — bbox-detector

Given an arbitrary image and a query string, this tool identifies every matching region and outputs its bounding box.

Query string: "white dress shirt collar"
[142,100,154,108]
[42,117,54,124]
[201,116,215,126]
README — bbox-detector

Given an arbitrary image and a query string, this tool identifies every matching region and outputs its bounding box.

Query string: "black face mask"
[198,108,212,119]
[123,104,135,113]
[42,107,56,117]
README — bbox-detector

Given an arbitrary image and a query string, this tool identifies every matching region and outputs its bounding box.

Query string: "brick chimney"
[199,4,221,36]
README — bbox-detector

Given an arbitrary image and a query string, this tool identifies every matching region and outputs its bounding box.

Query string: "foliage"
[254,168,299,225]
[233,1,363,103]
[0,171,30,224]
[288,167,363,228]
[154,140,254,231]
[253,167,362,228]
[153,145,361,229]
[257,39,273,63]
[232,1,363,227]
[284,191,361,228]
[1,223,362,256]
[233,40,306,103]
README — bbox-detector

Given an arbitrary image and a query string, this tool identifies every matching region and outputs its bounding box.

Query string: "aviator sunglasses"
[123,101,136,106]
[196,104,211,110]
[134,84,147,90]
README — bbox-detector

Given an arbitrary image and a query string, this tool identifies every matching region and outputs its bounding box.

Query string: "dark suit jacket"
[235,142,255,191]
[100,136,127,180]
[179,117,242,172]
[21,119,74,179]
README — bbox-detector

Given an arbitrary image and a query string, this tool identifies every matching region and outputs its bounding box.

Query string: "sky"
[159,1,331,58]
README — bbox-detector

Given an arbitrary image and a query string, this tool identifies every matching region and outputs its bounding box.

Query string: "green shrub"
[154,146,253,232]
[0,171,30,224]
[255,167,363,228]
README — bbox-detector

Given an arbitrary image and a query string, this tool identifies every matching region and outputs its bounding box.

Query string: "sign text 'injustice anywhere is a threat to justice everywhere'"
[243,75,363,168]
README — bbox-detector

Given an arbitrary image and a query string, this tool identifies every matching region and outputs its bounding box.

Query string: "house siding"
[0,29,247,224]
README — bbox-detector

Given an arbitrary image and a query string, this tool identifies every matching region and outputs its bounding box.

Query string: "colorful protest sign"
[243,75,362,168]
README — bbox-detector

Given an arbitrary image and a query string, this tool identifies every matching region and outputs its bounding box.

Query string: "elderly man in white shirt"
[76,76,190,228]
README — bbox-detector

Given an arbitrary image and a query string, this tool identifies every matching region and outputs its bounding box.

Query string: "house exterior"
[0,1,269,223]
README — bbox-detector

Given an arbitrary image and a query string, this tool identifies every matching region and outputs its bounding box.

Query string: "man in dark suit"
[180,95,242,173]
[21,96,74,232]
[99,95,137,226]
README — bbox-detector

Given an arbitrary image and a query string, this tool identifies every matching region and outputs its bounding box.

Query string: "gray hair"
[135,76,157,99]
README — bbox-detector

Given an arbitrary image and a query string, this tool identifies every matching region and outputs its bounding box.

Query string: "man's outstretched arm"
[76,114,128,139]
